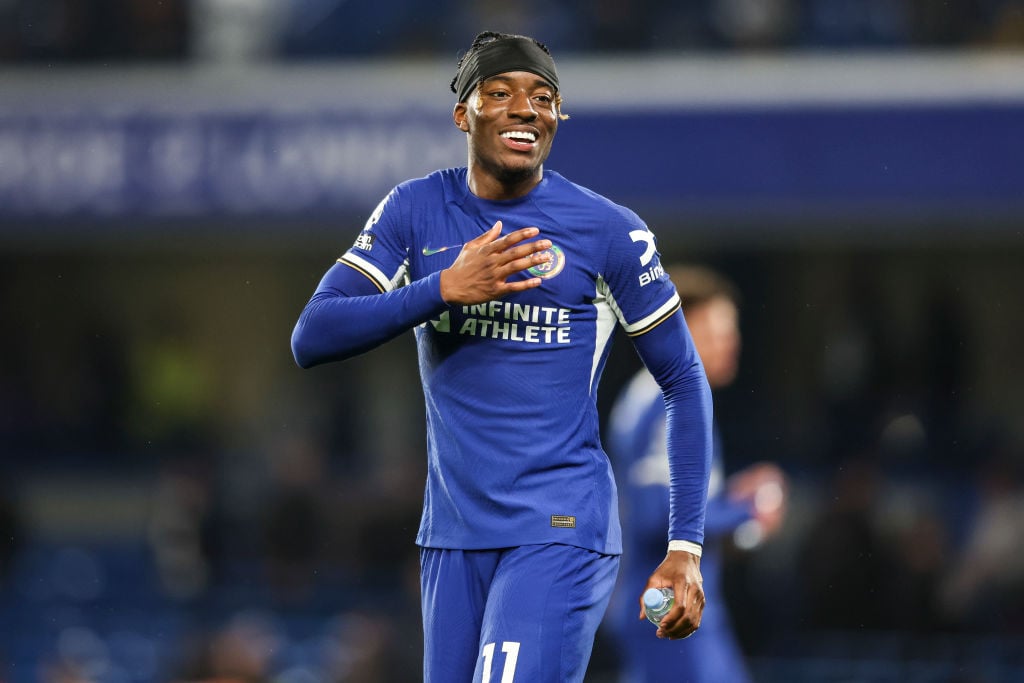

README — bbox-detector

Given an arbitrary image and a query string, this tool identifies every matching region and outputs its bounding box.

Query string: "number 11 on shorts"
[481,641,520,683]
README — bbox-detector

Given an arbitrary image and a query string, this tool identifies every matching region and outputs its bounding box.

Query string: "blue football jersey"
[337,168,688,554]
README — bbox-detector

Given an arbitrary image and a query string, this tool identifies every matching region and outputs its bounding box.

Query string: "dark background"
[2,2,1023,681]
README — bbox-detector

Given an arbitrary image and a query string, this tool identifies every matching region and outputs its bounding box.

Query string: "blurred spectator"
[40,659,96,683]
[446,0,584,54]
[148,456,217,601]
[175,612,278,683]
[872,466,953,632]
[190,0,283,62]
[278,0,455,58]
[889,502,949,631]
[604,265,789,683]
[989,0,1024,45]
[66,320,131,455]
[589,0,661,50]
[322,611,421,683]
[0,0,188,62]
[940,449,1024,630]
[799,456,896,630]
[127,314,217,452]
[5,0,1022,61]
[801,0,911,47]
[0,276,132,457]
[905,0,989,45]
[126,0,190,58]
[260,435,330,606]
[646,3,718,49]
[708,0,798,48]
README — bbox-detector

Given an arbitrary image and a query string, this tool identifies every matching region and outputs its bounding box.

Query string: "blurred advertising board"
[1,56,1022,232]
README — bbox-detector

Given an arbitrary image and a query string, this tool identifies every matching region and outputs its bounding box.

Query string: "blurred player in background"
[605,265,788,683]
[291,31,713,683]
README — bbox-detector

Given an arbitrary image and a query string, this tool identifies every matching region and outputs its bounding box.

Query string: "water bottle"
[642,587,674,626]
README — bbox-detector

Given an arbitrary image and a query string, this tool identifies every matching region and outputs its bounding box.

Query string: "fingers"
[467,222,539,250]
[469,224,552,282]
[439,223,551,305]
[486,237,550,294]
[497,240,552,276]
[471,221,545,248]
[657,608,701,639]
[496,225,540,249]
[465,220,504,246]
[491,228,549,264]
[657,583,705,640]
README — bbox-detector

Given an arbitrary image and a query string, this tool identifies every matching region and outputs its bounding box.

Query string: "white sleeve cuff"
[668,540,703,557]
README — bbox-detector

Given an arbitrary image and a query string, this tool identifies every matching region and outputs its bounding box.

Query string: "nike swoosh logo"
[422,244,462,256]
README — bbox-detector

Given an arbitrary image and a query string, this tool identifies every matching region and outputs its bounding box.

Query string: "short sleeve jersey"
[340,168,680,555]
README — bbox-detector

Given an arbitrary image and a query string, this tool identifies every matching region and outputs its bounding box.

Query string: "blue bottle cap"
[642,588,665,609]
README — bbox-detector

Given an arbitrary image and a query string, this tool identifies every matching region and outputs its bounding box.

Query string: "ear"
[453,103,470,132]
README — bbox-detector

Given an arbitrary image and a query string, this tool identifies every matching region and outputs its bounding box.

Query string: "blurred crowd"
[1,1,1023,681]
[2,412,1023,681]
[1,0,1023,63]
[2,247,1023,681]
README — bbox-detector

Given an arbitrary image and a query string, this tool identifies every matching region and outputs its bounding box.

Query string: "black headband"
[451,36,559,104]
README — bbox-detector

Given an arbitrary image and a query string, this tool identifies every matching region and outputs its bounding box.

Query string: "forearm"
[633,312,713,546]
[663,365,713,545]
[291,268,446,368]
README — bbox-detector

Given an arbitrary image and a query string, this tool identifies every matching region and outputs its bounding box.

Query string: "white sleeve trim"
[339,252,395,292]
[668,540,703,557]
[622,292,681,336]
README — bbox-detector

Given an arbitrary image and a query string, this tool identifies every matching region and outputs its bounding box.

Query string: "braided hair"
[450,31,568,119]
[449,31,555,93]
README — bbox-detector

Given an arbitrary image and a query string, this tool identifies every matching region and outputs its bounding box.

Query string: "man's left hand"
[640,550,705,639]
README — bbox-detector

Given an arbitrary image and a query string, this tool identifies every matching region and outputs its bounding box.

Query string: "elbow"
[290,324,319,369]
[665,357,708,394]
[292,349,315,370]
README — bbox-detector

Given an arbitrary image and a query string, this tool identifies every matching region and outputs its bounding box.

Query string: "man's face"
[454,71,559,184]
[686,296,741,390]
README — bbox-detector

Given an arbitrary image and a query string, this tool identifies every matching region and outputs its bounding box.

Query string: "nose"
[508,91,537,121]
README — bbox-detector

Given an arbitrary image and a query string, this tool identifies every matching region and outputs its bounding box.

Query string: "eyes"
[484,87,555,108]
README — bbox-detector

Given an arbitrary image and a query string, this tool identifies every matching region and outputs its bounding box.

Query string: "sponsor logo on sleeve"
[630,230,664,286]
[629,230,657,266]
[353,231,375,251]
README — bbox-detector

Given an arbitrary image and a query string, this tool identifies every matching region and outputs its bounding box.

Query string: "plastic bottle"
[642,587,674,626]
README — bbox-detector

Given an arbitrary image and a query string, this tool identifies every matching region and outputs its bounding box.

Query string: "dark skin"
[454,71,558,200]
[441,70,705,640]
[439,71,558,305]
[644,552,706,640]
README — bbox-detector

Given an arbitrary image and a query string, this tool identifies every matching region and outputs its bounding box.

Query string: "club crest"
[528,244,565,279]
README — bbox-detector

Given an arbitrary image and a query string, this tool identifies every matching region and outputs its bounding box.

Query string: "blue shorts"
[420,543,620,683]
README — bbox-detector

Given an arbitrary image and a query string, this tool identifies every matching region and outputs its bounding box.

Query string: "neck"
[467,164,543,201]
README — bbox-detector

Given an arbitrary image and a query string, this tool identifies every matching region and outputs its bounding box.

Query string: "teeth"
[501,131,537,142]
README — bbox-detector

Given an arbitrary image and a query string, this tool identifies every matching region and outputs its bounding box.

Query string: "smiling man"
[291,31,713,682]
